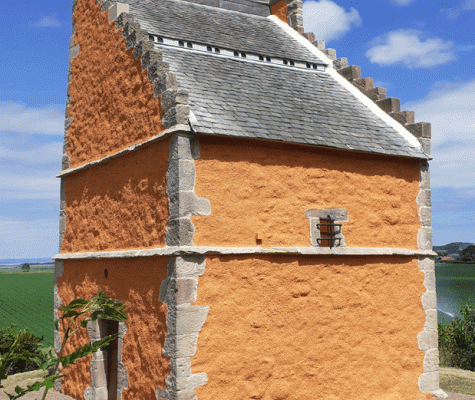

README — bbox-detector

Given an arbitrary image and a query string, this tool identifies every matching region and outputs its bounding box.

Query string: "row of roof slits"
[148,34,328,72]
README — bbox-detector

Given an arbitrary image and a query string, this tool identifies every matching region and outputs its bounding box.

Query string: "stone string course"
[299,31,432,156]
[54,247,436,259]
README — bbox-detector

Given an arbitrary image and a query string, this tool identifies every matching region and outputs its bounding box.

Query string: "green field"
[0,271,54,347]
[436,262,475,325]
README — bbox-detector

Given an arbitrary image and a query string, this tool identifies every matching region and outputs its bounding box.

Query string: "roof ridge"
[269,15,429,157]
[102,0,192,130]
[300,32,431,157]
[130,0,272,20]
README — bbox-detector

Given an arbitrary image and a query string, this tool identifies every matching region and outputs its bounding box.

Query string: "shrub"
[439,299,475,371]
[0,289,128,400]
[0,325,45,375]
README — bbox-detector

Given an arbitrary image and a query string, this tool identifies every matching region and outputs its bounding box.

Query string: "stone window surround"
[306,208,348,248]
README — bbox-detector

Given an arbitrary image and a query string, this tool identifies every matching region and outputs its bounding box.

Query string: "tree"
[459,245,475,263]
[20,264,30,273]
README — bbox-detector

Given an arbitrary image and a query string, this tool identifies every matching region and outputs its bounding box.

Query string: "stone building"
[54,0,445,398]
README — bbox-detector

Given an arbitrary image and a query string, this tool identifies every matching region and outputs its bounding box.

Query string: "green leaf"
[80,319,91,328]
[54,319,60,331]
[89,310,101,322]
[14,386,24,395]
[61,335,117,367]
[66,298,89,309]
[61,310,81,319]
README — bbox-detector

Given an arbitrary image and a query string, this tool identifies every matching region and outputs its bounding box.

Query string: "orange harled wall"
[270,0,288,23]
[59,0,171,397]
[192,255,434,400]
[61,139,169,253]
[192,137,421,249]
[57,258,170,399]
[67,0,165,169]
[62,0,170,253]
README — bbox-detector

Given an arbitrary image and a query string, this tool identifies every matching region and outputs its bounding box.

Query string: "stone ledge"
[54,246,437,259]
[56,125,191,178]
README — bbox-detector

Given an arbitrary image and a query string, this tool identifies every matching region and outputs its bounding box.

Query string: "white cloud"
[0,142,62,165]
[366,30,471,69]
[33,16,61,28]
[403,79,475,189]
[302,0,362,42]
[0,101,64,135]
[440,0,475,19]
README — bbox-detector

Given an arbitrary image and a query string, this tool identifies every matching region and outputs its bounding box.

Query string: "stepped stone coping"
[57,124,190,178]
[268,15,423,152]
[54,246,437,259]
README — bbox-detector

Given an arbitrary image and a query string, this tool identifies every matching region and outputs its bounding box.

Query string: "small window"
[317,215,342,248]
[178,40,185,47]
[305,208,348,248]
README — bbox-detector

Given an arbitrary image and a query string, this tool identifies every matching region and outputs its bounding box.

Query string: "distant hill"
[0,257,54,266]
[433,242,474,256]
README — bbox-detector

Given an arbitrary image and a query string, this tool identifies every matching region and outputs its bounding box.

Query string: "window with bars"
[317,215,342,248]
[305,208,348,248]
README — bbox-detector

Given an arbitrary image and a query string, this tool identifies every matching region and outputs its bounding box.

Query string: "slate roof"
[123,0,324,63]
[160,47,425,158]
[122,0,426,159]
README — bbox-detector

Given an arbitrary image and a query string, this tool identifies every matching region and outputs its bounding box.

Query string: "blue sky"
[0,0,474,258]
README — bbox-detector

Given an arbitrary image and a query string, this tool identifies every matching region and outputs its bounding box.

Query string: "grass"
[0,271,54,347]
[440,367,475,395]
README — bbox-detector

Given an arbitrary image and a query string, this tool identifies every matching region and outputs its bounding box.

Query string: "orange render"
[61,138,169,253]
[192,137,421,249]
[192,255,434,400]
[270,0,288,23]
[67,0,165,168]
[57,257,169,400]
